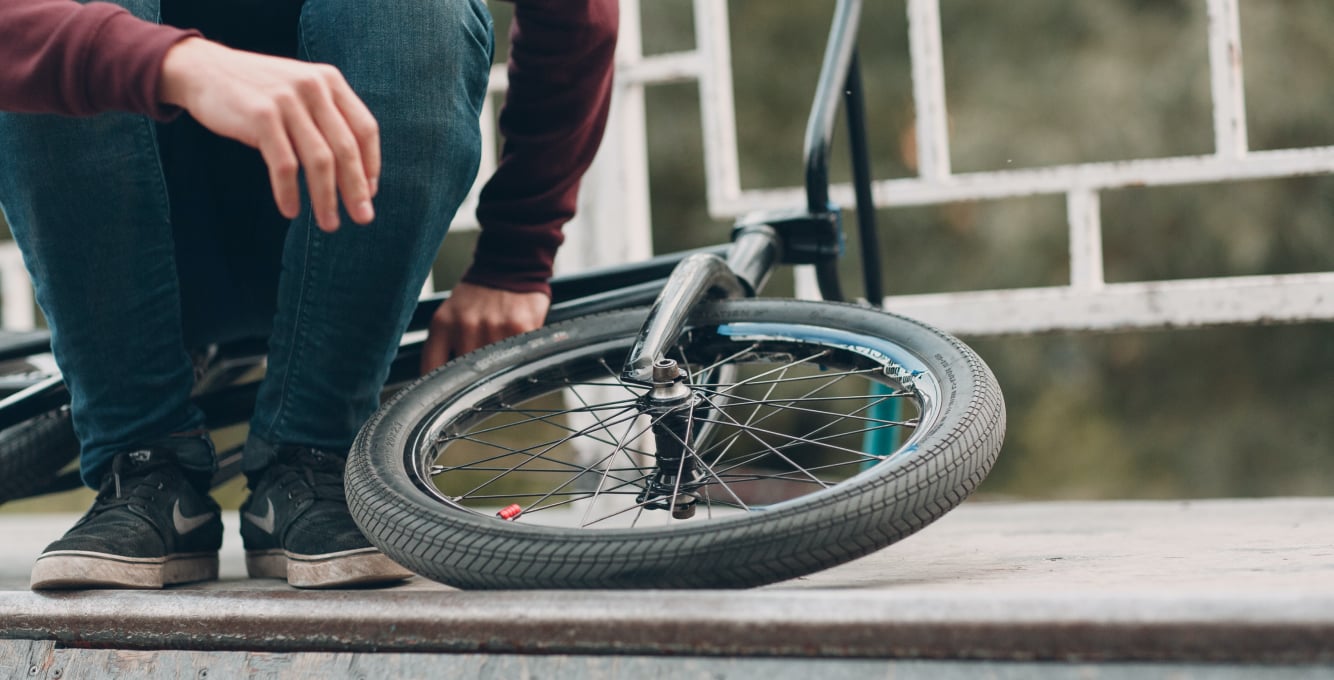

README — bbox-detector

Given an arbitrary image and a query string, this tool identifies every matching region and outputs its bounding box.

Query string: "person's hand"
[421,282,550,374]
[157,38,379,232]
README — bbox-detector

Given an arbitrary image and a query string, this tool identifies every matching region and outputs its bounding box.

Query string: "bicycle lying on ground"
[0,0,1003,589]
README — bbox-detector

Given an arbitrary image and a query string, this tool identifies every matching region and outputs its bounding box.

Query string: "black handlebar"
[803,0,864,215]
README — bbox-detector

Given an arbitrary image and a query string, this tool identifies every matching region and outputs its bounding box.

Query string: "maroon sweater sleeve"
[462,0,619,297]
[0,0,197,118]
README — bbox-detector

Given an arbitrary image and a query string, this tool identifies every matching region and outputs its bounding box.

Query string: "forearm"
[0,0,197,117]
[464,0,619,295]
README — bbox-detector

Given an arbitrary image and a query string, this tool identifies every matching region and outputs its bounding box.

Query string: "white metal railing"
[2,0,1331,335]
[0,242,32,330]
[543,0,1334,335]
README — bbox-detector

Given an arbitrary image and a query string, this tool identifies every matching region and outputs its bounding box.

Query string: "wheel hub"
[636,359,704,519]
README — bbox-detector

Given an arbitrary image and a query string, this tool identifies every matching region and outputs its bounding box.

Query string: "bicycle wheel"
[0,351,80,504]
[0,406,79,504]
[347,299,1004,589]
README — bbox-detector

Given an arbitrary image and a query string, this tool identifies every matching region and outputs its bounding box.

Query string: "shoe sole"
[30,550,219,590]
[245,547,413,588]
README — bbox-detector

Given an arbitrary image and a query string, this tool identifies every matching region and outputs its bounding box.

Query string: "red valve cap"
[497,504,523,520]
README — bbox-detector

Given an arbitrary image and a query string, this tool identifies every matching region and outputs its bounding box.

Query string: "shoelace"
[90,453,173,514]
[273,449,346,504]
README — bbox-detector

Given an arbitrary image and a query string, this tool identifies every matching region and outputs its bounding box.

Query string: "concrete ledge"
[6,641,1332,680]
[3,588,1334,662]
[2,499,1332,663]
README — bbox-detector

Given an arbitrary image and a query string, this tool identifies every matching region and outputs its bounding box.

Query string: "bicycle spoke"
[699,419,906,485]
[699,403,829,489]
[453,405,644,500]
[583,494,667,528]
[693,367,863,466]
[697,366,889,391]
[695,386,903,472]
[518,399,693,523]
[723,393,912,463]
[687,343,759,383]
[462,488,646,501]
[454,398,641,439]
[696,369,911,469]
[448,400,658,461]
[710,457,884,485]
[561,381,658,458]
[437,465,648,475]
[519,411,653,518]
[418,324,937,531]
[692,389,912,406]
[703,393,915,428]
[693,413,894,463]
[652,414,752,512]
[522,472,656,516]
[437,406,642,472]
[687,359,791,503]
[578,409,648,526]
[471,398,639,415]
[701,350,831,396]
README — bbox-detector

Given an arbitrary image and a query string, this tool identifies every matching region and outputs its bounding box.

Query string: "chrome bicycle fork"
[620,225,782,516]
[620,224,781,384]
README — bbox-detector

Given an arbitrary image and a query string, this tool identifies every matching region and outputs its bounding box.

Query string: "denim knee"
[95,0,162,21]
[298,0,492,204]
[299,0,493,104]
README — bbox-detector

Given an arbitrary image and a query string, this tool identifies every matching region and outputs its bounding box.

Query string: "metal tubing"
[0,331,52,363]
[0,376,67,432]
[388,279,671,387]
[803,0,864,213]
[844,51,885,305]
[621,254,746,383]
[814,260,846,303]
[406,245,731,334]
[725,226,782,296]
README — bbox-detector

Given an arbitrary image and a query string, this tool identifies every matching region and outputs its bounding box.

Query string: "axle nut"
[652,358,680,383]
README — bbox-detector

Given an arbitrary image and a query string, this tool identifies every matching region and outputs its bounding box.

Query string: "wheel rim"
[407,321,943,530]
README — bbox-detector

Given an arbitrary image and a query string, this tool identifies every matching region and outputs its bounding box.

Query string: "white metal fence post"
[1208,0,1249,160]
[554,0,655,275]
[907,0,953,181]
[0,243,33,331]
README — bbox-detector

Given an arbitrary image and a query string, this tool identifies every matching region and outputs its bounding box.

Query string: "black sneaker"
[30,449,222,590]
[240,447,411,588]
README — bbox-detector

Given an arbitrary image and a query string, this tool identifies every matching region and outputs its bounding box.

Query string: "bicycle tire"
[347,299,1004,589]
[0,406,79,504]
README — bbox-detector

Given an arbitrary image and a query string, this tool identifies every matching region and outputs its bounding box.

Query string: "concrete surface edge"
[3,590,1333,663]
[7,639,1334,680]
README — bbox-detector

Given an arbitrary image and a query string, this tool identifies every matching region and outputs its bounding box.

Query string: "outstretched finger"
[284,102,340,232]
[421,325,452,375]
[328,73,381,198]
[255,109,301,220]
[308,89,374,225]
[461,321,511,358]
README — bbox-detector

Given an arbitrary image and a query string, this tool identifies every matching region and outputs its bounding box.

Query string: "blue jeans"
[0,0,492,485]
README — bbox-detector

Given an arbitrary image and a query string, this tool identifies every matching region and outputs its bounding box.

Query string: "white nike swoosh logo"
[173,501,216,535]
[243,499,276,534]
